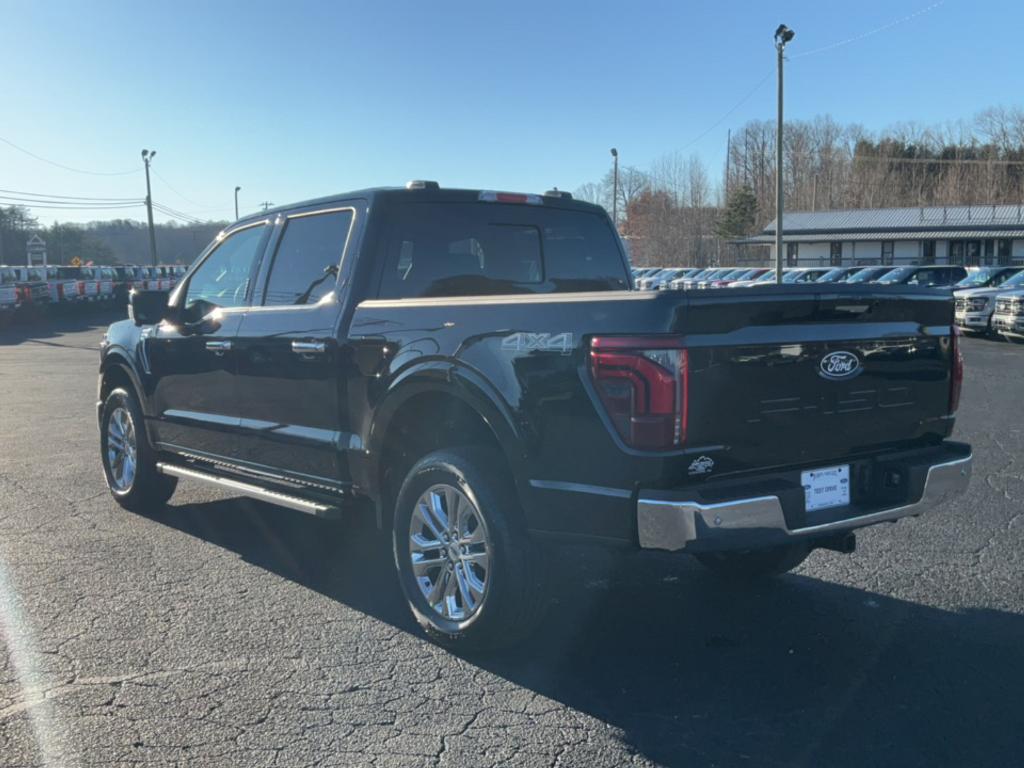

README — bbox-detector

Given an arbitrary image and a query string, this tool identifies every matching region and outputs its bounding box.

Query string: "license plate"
[802,464,850,513]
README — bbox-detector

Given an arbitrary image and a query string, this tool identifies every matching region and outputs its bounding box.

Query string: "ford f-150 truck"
[97,183,973,649]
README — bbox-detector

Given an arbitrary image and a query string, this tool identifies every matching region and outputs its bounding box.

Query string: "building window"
[998,239,1012,265]
[983,239,995,266]
[830,242,842,265]
[881,241,894,265]
[786,242,799,266]
[949,241,964,265]
[965,240,981,267]
[922,241,936,264]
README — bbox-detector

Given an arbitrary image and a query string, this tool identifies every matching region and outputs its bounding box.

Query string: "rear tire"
[392,447,545,651]
[695,543,810,581]
[100,388,177,513]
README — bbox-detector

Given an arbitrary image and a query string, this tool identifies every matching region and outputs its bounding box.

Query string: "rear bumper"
[637,441,972,553]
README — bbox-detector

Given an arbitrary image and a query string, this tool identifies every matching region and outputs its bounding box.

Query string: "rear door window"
[263,209,355,306]
[378,202,627,299]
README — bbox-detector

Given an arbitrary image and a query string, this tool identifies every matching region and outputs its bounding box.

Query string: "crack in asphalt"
[1,319,1023,767]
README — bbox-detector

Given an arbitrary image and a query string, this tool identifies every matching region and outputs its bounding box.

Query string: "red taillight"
[949,325,963,414]
[589,336,688,451]
[77,280,85,295]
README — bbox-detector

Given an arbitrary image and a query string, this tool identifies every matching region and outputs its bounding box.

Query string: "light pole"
[141,149,158,266]
[774,24,794,283]
[234,186,241,220]
[610,148,619,229]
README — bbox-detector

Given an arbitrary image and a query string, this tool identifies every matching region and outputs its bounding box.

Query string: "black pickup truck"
[98,182,973,649]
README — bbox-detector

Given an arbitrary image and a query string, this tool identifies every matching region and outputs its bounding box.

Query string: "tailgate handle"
[292,341,326,355]
[205,340,232,354]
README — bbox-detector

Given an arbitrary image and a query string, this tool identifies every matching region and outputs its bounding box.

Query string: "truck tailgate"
[679,287,955,475]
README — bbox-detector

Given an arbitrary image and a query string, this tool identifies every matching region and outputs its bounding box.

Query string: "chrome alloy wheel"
[408,483,492,622]
[106,406,138,492]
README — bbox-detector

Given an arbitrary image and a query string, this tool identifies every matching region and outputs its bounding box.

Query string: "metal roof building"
[742,204,1024,267]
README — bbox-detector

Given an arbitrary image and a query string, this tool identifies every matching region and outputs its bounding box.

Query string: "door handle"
[291,341,326,355]
[205,340,232,354]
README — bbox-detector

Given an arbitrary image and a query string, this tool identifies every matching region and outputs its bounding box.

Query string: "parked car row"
[632,264,974,291]
[634,263,1024,342]
[953,266,1024,341]
[0,265,186,325]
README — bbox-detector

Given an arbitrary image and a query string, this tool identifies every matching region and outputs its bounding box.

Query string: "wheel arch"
[99,352,149,418]
[365,364,528,530]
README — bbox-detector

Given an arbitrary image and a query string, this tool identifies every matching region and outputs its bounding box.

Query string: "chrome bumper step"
[637,451,973,553]
[156,462,342,519]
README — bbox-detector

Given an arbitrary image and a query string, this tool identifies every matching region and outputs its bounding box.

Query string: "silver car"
[954,268,1024,335]
[991,288,1024,341]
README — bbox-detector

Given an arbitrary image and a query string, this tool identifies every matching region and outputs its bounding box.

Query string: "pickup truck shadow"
[0,306,125,346]
[154,498,1024,768]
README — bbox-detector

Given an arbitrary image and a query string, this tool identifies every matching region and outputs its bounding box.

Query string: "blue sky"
[2,0,1021,224]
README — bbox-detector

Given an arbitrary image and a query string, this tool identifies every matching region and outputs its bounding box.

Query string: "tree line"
[575,105,1024,267]
[0,207,227,266]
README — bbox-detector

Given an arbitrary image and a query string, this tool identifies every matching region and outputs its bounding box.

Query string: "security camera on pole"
[774,24,794,283]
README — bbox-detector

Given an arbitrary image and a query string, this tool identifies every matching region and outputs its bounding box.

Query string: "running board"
[156,463,342,519]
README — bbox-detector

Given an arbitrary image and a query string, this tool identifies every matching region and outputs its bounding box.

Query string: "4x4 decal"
[501,332,574,354]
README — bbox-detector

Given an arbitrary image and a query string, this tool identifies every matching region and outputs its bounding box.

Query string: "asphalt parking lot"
[1,310,1022,768]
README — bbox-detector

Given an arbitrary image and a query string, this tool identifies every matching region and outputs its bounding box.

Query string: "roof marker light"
[478,191,543,205]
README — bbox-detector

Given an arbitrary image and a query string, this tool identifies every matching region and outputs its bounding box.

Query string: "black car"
[844,266,899,283]
[97,182,973,649]
[875,265,969,288]
[816,266,863,283]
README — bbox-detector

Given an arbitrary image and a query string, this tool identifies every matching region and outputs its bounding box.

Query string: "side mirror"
[128,290,169,326]
[183,314,222,336]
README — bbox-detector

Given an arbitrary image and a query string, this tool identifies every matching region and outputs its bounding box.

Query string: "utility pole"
[773,25,794,283]
[610,148,619,229]
[259,201,273,213]
[141,149,158,266]
[234,186,241,220]
[725,129,732,201]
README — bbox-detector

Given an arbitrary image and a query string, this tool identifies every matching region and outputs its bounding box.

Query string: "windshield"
[876,267,915,284]
[999,270,1024,289]
[846,267,892,283]
[956,268,1020,288]
[818,267,854,282]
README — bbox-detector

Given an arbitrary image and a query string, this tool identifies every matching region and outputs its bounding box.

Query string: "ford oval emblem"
[819,351,862,380]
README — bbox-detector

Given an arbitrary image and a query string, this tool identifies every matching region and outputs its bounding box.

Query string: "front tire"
[100,388,177,512]
[392,448,544,651]
[695,543,810,581]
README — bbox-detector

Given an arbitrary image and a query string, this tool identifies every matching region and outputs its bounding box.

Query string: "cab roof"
[235,184,602,227]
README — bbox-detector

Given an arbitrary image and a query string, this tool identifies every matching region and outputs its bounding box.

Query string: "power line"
[665,2,946,161]
[784,152,1024,167]
[154,202,203,222]
[676,72,773,154]
[152,202,204,224]
[151,168,221,210]
[792,2,945,60]
[0,136,141,176]
[0,188,142,203]
[0,199,144,211]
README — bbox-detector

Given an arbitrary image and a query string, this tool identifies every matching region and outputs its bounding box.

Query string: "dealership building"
[743,204,1024,267]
